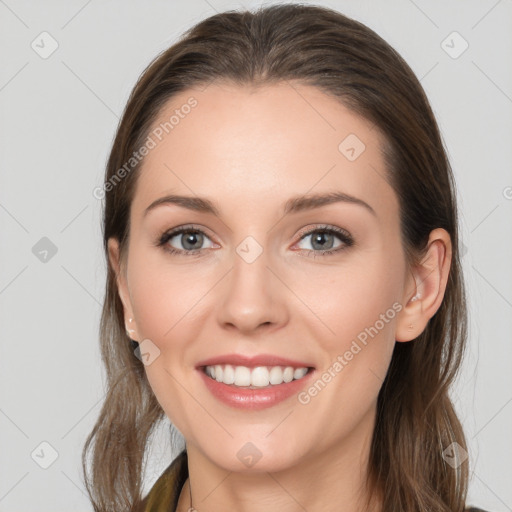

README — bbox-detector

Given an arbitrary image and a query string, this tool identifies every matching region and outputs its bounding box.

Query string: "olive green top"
[140,450,188,512]
[140,450,490,512]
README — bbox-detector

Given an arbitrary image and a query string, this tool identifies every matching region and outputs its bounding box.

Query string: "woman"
[82,4,489,512]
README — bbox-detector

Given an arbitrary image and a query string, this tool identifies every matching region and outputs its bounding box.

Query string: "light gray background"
[0,0,511,511]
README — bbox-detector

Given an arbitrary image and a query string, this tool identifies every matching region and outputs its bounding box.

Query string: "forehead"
[131,81,398,225]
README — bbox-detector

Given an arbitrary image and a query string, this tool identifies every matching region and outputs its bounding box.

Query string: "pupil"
[313,232,333,250]
[184,232,201,250]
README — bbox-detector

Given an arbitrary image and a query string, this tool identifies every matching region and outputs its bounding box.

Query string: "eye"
[294,225,354,257]
[156,224,354,258]
[157,225,216,256]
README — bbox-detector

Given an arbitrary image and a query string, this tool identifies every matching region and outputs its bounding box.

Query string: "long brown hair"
[82,4,469,511]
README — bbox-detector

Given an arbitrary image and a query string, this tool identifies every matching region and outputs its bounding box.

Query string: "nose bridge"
[217,236,285,331]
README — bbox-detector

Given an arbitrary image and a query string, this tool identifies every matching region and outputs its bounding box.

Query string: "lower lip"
[198,368,315,410]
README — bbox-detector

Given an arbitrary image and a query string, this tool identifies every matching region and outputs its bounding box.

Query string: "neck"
[177,406,382,512]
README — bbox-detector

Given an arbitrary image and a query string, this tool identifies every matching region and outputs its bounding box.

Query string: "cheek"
[127,248,212,346]
[294,260,401,435]
[296,251,403,355]
[128,253,209,429]
[126,251,215,416]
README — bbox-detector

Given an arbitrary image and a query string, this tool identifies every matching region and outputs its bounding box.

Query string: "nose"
[216,246,289,334]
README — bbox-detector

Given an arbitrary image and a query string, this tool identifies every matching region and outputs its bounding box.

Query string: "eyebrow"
[143,191,376,218]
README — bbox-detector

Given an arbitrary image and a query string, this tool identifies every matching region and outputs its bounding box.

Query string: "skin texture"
[108,82,452,512]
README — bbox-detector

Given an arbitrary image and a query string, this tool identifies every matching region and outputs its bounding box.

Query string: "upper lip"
[196,353,315,369]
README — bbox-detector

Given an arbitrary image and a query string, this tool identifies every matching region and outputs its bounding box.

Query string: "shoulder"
[139,450,188,512]
[465,507,492,512]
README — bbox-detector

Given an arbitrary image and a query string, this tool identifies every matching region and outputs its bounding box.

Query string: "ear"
[395,228,452,342]
[107,237,139,342]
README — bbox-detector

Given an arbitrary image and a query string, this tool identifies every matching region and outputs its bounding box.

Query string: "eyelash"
[156,224,354,259]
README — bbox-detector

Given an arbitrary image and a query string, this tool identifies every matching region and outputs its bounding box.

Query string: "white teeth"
[204,364,310,387]
[223,364,235,384]
[293,367,308,380]
[234,366,251,386]
[269,366,283,385]
[251,367,269,387]
[283,366,294,383]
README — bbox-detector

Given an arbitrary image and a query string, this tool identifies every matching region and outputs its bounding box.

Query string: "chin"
[200,437,306,474]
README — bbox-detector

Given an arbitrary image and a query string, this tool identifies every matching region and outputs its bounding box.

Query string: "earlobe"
[125,317,137,339]
[395,285,424,342]
[395,228,452,342]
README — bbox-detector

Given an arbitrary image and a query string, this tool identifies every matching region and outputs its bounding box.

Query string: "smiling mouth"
[202,364,314,388]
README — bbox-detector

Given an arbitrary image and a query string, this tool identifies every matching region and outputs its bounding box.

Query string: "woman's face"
[110,81,417,472]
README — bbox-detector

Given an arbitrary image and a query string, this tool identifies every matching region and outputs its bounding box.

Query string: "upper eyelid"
[296,225,351,239]
[163,224,216,242]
